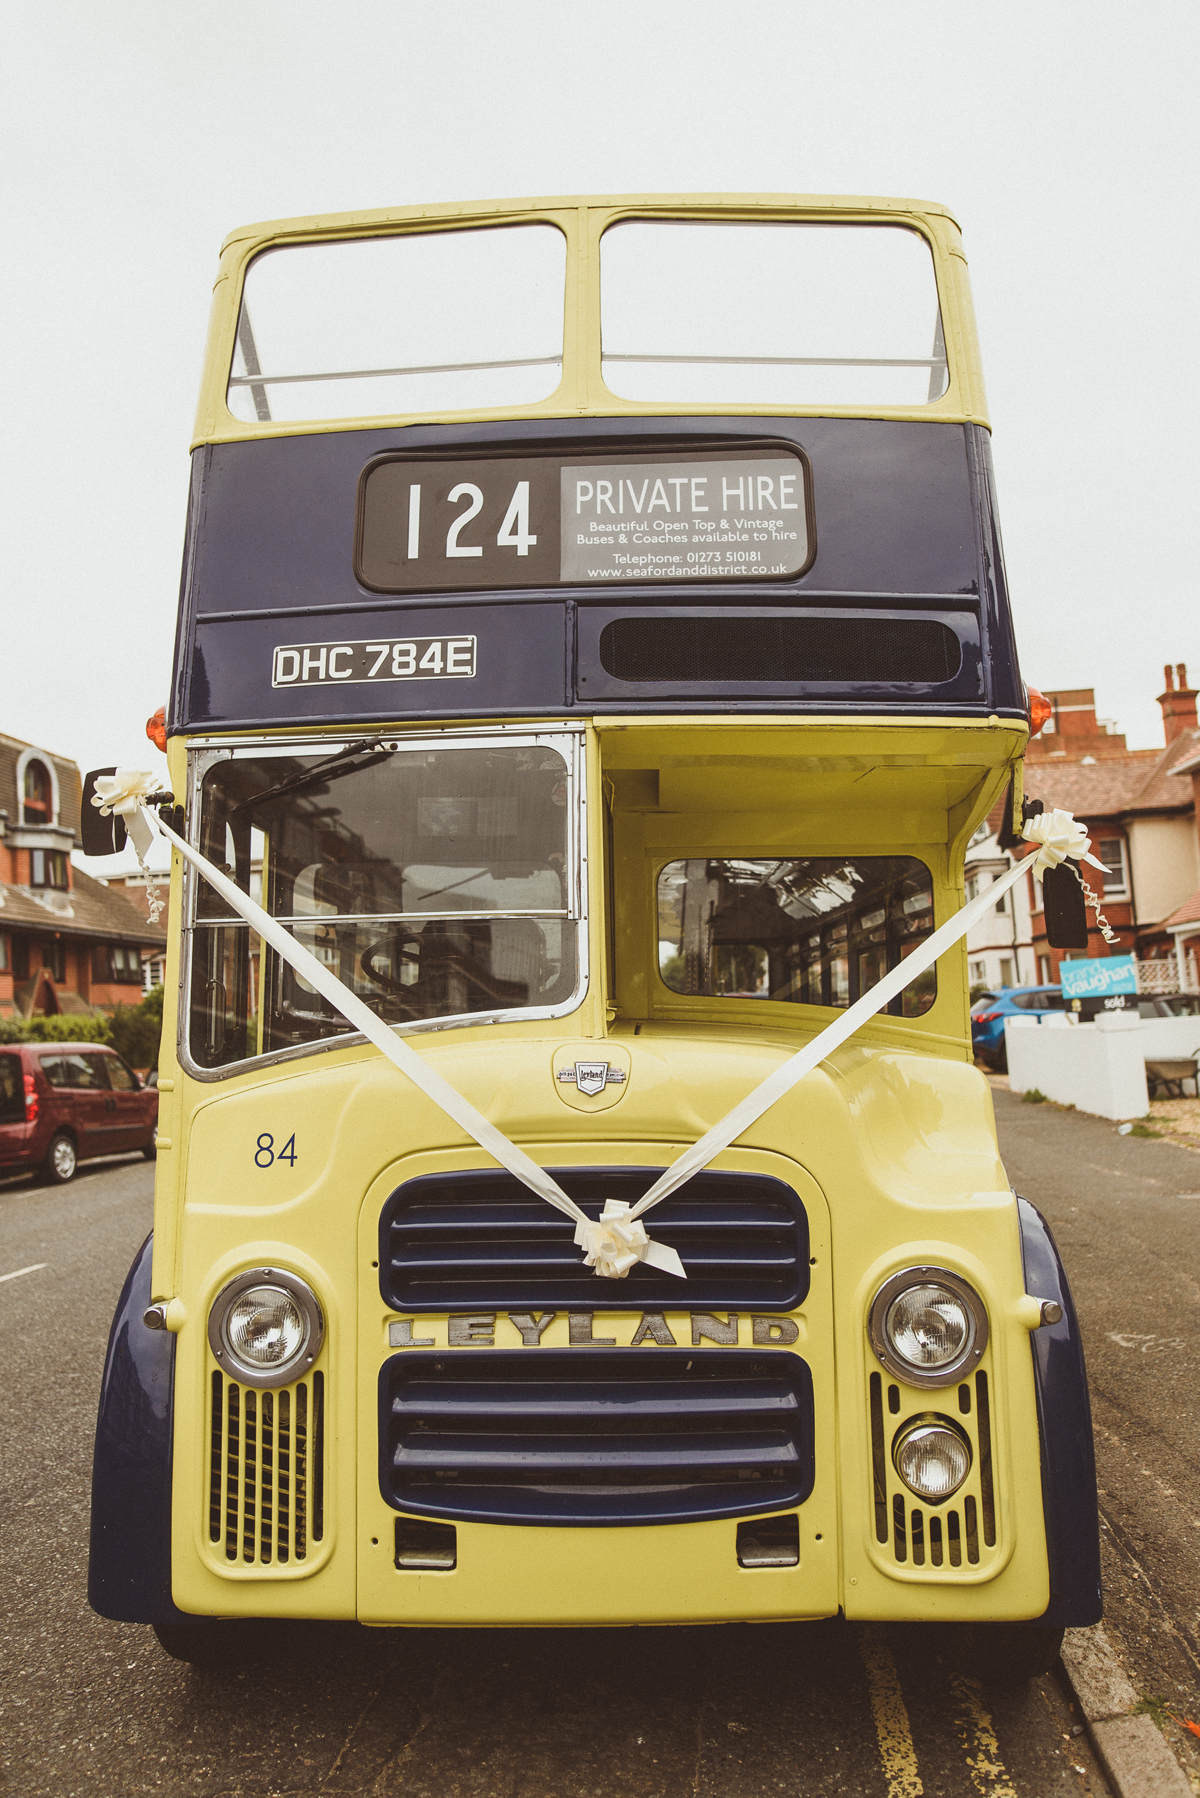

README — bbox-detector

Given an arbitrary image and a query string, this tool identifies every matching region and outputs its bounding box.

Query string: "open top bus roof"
[194,194,988,449]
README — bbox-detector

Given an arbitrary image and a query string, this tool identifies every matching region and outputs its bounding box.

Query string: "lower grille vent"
[598,616,962,685]
[379,1348,814,1526]
[209,1372,325,1565]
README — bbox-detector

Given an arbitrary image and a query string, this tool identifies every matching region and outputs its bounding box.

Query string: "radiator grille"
[598,616,962,685]
[208,1371,325,1566]
[868,1370,998,1575]
[379,1168,808,1311]
[380,1348,814,1526]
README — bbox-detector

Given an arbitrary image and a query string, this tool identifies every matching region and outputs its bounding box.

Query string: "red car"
[0,1042,158,1184]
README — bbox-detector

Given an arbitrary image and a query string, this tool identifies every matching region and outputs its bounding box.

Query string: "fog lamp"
[869,1266,988,1387]
[208,1268,323,1388]
[893,1416,971,1502]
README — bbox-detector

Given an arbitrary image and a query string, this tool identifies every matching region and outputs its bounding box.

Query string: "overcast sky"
[3,0,1197,841]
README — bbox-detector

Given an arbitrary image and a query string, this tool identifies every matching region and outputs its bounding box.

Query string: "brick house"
[1022,666,1200,985]
[0,731,168,1018]
[962,665,1199,993]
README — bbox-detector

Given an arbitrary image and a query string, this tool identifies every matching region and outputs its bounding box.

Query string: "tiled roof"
[0,730,83,842]
[1023,727,1200,821]
[1164,887,1200,931]
[0,866,166,946]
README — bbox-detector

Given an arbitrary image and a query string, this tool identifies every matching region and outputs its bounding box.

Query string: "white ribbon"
[135,785,1105,1279]
[144,803,684,1281]
[623,810,1109,1223]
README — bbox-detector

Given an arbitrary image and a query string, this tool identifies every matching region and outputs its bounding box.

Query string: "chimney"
[1158,662,1199,744]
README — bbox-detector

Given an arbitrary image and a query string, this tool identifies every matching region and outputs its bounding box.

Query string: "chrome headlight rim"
[891,1411,973,1504]
[868,1265,989,1388]
[207,1267,324,1389]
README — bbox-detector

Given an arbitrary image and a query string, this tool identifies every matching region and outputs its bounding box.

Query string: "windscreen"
[658,857,936,1016]
[602,222,948,408]
[227,224,567,424]
[189,738,580,1069]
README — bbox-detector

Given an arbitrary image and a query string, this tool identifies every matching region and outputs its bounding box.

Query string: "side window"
[105,1057,137,1091]
[40,1056,69,1089]
[79,1054,112,1091]
[0,1055,23,1124]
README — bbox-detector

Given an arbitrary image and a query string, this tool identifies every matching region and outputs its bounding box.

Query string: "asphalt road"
[993,1083,1200,1788]
[1,1149,1113,1798]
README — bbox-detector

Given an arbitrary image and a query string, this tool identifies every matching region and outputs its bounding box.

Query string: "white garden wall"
[1005,1013,1150,1120]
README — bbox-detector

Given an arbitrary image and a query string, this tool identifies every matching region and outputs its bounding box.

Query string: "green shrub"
[108,985,166,1071]
[1022,1087,1047,1104]
[0,1013,112,1044]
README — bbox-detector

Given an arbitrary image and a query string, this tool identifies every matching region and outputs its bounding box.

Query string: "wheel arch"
[88,1232,194,1624]
[1017,1195,1103,1626]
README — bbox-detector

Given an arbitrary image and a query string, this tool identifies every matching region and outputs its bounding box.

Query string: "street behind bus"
[5,1088,1197,1797]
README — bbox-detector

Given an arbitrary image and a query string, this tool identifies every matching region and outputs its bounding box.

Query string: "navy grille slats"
[379,1168,808,1310]
[379,1349,815,1525]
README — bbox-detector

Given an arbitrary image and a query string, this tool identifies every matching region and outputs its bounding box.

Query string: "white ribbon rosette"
[90,769,160,860]
[1021,807,1109,879]
[574,1199,685,1280]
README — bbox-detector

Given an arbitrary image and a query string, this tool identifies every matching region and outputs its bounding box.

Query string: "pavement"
[3,1115,1184,1797]
[991,1082,1200,1795]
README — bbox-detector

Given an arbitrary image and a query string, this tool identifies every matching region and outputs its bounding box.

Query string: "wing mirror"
[80,769,126,857]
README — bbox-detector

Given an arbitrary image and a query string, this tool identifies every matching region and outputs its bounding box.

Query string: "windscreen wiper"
[230,738,394,815]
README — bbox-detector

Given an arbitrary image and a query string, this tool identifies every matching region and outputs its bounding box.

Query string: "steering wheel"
[359,936,420,995]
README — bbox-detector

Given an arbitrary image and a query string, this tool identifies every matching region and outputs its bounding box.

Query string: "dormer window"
[30,849,68,889]
[23,759,53,825]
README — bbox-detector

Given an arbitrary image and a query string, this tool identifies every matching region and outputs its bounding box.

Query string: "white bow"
[1022,806,1109,878]
[575,1200,686,1280]
[91,769,159,860]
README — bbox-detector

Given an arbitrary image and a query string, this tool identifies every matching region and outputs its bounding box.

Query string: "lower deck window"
[188,735,582,1070]
[657,856,936,1017]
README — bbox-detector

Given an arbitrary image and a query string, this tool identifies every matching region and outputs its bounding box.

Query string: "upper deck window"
[227,224,566,425]
[657,856,936,1016]
[601,222,948,408]
[188,734,583,1071]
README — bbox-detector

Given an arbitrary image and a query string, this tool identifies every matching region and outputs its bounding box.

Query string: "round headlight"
[869,1266,988,1387]
[887,1285,971,1369]
[227,1287,305,1365]
[893,1416,971,1502]
[208,1268,323,1388]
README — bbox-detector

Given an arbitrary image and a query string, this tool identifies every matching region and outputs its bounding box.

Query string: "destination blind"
[356,446,813,592]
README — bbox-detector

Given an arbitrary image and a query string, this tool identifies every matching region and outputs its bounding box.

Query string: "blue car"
[970,985,1066,1070]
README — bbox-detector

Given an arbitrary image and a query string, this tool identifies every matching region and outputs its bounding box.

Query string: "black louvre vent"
[379,1349,815,1525]
[598,616,962,684]
[379,1168,809,1312]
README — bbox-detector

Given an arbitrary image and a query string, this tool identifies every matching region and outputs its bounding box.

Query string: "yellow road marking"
[951,1675,1018,1798]
[860,1625,923,1798]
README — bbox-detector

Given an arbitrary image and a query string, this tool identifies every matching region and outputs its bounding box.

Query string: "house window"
[1096,838,1129,897]
[22,759,53,824]
[30,849,68,890]
[999,957,1014,987]
[1038,955,1052,983]
[11,937,30,981]
[0,934,8,972]
[92,944,142,984]
[45,941,67,981]
[994,883,1007,914]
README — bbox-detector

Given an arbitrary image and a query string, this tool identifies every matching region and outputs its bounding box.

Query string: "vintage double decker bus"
[87,194,1099,1673]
